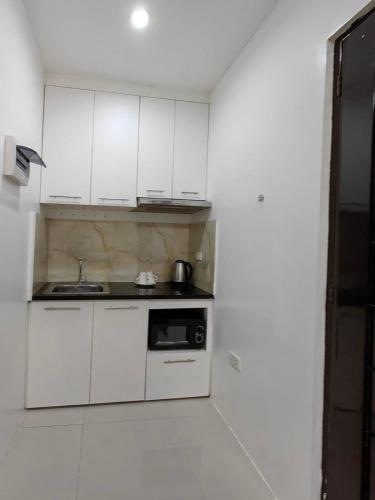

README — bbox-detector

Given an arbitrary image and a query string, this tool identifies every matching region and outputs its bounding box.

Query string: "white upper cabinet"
[41,86,210,207]
[91,92,139,207]
[41,86,94,205]
[137,97,175,198]
[173,102,209,200]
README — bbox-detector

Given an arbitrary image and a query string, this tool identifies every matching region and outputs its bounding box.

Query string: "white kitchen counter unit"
[26,299,213,408]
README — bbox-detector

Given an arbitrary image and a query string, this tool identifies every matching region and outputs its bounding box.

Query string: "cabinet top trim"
[45,75,210,104]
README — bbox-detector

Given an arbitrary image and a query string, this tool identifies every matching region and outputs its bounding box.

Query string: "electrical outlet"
[229,351,241,371]
[195,251,203,262]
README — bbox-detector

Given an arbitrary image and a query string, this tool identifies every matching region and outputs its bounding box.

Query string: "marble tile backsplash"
[33,213,48,292]
[47,220,191,283]
[33,217,216,292]
[189,220,216,293]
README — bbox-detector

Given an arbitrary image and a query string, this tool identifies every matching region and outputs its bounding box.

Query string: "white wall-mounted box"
[3,135,45,186]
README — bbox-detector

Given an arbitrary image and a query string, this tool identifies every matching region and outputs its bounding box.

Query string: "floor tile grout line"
[83,413,217,424]
[23,401,217,427]
[23,423,84,429]
[83,415,172,425]
[75,422,85,500]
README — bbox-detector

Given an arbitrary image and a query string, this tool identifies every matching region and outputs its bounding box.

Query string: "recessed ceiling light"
[130,8,150,29]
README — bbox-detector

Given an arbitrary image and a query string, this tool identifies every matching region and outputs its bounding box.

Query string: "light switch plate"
[229,351,241,371]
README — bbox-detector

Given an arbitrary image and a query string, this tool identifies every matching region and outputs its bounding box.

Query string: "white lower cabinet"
[146,350,210,401]
[27,302,94,408]
[90,301,148,404]
[27,300,212,407]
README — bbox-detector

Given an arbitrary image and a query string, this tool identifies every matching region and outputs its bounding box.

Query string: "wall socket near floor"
[229,351,241,371]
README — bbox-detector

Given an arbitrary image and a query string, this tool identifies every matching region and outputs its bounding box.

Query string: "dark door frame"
[322,7,375,500]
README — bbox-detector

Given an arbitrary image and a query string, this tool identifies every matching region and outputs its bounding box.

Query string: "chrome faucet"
[78,258,87,284]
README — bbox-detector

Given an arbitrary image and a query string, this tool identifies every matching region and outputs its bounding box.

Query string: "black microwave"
[148,308,206,350]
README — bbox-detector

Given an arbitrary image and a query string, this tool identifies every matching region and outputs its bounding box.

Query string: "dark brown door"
[322,8,375,500]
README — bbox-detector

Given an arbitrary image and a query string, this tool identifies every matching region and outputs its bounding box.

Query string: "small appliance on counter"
[148,308,206,350]
[171,260,194,284]
[135,271,158,287]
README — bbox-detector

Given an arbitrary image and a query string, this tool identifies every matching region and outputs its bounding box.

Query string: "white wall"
[0,0,43,464]
[208,1,373,499]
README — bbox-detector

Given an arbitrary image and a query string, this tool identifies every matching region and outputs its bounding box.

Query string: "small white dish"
[134,271,158,287]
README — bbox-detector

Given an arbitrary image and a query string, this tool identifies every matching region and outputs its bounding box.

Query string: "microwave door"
[153,324,189,349]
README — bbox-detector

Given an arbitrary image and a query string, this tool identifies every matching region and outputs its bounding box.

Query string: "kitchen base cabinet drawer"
[145,351,210,401]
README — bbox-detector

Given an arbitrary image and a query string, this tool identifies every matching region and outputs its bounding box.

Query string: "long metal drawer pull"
[182,191,199,195]
[49,195,82,199]
[147,189,164,193]
[98,198,130,203]
[44,307,81,311]
[164,359,196,364]
[104,306,139,310]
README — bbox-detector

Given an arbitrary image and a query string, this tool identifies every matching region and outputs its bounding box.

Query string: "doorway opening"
[322,7,375,500]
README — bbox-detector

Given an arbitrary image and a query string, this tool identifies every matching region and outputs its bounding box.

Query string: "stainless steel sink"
[43,282,110,295]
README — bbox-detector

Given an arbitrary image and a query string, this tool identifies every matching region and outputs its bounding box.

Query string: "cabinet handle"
[48,195,82,200]
[182,191,199,195]
[98,198,130,204]
[147,190,165,193]
[164,359,196,364]
[104,306,139,310]
[44,307,81,311]
[49,194,82,200]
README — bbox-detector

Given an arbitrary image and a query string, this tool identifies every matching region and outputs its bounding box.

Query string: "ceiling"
[23,0,277,93]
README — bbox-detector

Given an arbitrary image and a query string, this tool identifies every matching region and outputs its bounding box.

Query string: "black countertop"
[32,282,214,301]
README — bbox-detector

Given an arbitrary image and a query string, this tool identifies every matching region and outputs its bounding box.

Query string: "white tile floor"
[0,398,271,500]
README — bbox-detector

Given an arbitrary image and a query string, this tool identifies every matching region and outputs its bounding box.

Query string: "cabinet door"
[137,97,175,198]
[91,92,139,207]
[90,301,148,404]
[41,86,94,204]
[173,101,209,200]
[27,302,93,408]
